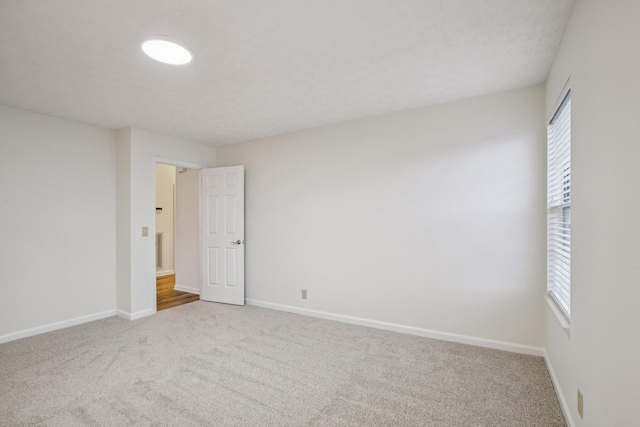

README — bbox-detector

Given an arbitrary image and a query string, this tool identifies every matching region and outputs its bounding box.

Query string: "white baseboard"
[115,307,155,321]
[156,270,175,277]
[174,284,200,295]
[245,299,544,356]
[0,309,116,344]
[543,350,575,427]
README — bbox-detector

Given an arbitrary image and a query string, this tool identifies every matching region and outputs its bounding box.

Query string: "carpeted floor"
[0,302,566,426]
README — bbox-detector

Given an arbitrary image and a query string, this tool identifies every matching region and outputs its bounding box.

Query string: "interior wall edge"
[173,285,201,295]
[0,309,117,345]
[115,307,156,321]
[246,299,544,357]
[543,349,576,427]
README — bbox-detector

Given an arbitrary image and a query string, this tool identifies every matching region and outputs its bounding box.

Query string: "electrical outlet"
[577,389,584,419]
[301,289,307,300]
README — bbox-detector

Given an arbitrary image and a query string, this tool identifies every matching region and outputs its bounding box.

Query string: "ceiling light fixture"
[141,37,192,65]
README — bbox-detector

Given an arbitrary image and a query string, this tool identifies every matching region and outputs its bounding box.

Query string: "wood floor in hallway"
[156,274,199,311]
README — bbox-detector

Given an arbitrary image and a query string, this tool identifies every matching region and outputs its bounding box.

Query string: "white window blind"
[547,91,571,318]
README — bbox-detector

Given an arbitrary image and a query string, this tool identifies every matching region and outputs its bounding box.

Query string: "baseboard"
[245,299,544,356]
[156,270,175,277]
[115,307,155,321]
[174,284,200,295]
[544,349,575,427]
[0,309,116,344]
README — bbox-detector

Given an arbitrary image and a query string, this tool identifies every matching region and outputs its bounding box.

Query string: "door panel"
[200,166,244,305]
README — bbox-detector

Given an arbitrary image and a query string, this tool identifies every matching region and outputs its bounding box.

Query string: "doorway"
[155,163,200,311]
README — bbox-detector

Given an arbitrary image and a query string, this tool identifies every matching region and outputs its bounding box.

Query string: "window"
[547,91,571,319]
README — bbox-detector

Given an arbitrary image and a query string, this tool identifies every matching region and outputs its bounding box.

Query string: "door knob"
[231,240,242,245]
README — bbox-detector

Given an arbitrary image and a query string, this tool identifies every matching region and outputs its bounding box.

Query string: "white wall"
[544,1,640,425]
[175,168,201,293]
[116,127,215,318]
[155,164,176,275]
[0,104,116,341]
[217,85,546,349]
[116,128,132,314]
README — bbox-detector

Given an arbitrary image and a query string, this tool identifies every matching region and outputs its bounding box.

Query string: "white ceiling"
[0,0,574,146]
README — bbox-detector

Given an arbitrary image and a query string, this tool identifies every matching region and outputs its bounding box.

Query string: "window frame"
[547,89,572,321]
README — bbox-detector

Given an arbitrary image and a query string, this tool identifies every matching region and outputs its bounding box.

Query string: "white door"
[200,166,245,305]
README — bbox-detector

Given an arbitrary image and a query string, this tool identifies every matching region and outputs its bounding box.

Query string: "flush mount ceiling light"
[141,37,192,65]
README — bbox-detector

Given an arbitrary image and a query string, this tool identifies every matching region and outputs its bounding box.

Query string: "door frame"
[151,157,208,313]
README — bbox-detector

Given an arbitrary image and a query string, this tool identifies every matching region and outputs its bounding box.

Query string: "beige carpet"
[0,302,565,426]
